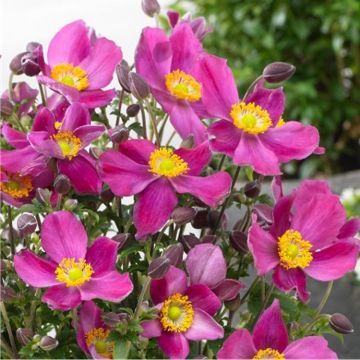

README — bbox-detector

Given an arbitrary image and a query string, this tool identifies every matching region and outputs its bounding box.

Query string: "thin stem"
[145,100,160,146]
[139,103,147,139]
[7,207,15,258]
[316,281,333,316]
[217,154,226,171]
[240,276,259,305]
[134,278,151,319]
[165,131,176,146]
[158,114,169,142]
[8,73,14,102]
[115,89,125,126]
[0,302,18,358]
[1,335,15,359]
[38,83,47,107]
[243,75,263,99]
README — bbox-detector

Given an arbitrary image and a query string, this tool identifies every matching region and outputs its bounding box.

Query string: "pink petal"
[14,250,59,287]
[186,243,226,288]
[78,89,116,108]
[185,284,221,316]
[28,131,63,159]
[184,308,223,341]
[79,300,103,333]
[158,332,189,360]
[42,285,81,311]
[269,194,294,238]
[47,20,90,68]
[141,319,162,338]
[133,178,178,239]
[271,175,283,201]
[41,210,88,263]
[253,299,288,352]
[61,102,91,131]
[212,279,245,301]
[217,329,256,359]
[170,172,231,208]
[32,107,57,134]
[150,266,187,305]
[74,125,105,148]
[1,123,28,148]
[338,218,360,239]
[118,139,156,165]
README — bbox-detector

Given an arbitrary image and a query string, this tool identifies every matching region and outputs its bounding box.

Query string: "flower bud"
[16,328,34,346]
[163,244,183,267]
[0,99,14,117]
[103,312,130,328]
[201,234,217,244]
[20,114,32,127]
[21,54,41,76]
[141,0,160,17]
[128,72,150,100]
[17,213,37,236]
[116,60,131,92]
[54,174,71,194]
[230,230,248,254]
[109,125,129,144]
[213,279,245,301]
[180,234,200,253]
[244,180,261,198]
[112,233,132,250]
[263,62,296,84]
[0,286,17,302]
[100,188,115,203]
[9,52,28,74]
[329,313,354,334]
[126,104,140,118]
[148,256,171,279]
[207,210,226,230]
[63,199,78,211]
[39,336,59,351]
[26,42,41,52]
[191,210,209,229]
[35,188,52,206]
[171,207,196,226]
[224,295,241,312]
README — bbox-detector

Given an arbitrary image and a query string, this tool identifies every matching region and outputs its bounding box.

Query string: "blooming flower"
[218,299,337,359]
[14,210,133,310]
[135,23,210,144]
[99,140,231,239]
[195,55,322,175]
[248,179,359,301]
[76,301,114,359]
[141,266,223,359]
[28,102,105,194]
[37,20,122,108]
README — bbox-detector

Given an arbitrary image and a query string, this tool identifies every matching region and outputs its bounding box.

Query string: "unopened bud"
[180,234,200,253]
[126,104,140,117]
[128,72,150,100]
[163,244,183,267]
[35,188,51,205]
[16,328,34,346]
[171,207,196,226]
[263,62,296,84]
[112,233,132,250]
[0,286,17,302]
[207,210,225,230]
[10,52,28,74]
[101,188,115,203]
[213,279,245,301]
[21,54,41,76]
[141,0,160,17]
[26,42,41,52]
[39,336,58,351]
[103,312,129,328]
[116,60,131,92]
[0,99,14,117]
[20,114,32,127]
[329,313,354,334]
[191,210,209,229]
[224,295,241,312]
[201,234,217,244]
[244,180,261,198]
[109,125,129,144]
[63,199,78,211]
[230,231,248,254]
[17,213,37,236]
[148,256,171,279]
[54,174,71,194]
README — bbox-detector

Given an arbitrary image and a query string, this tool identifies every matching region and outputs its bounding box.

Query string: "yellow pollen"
[165,70,201,102]
[51,63,89,91]
[0,173,33,199]
[230,102,272,134]
[252,348,285,360]
[148,148,189,178]
[85,328,113,359]
[160,293,194,333]
[54,121,62,130]
[278,229,313,270]
[276,117,285,128]
[55,258,94,287]
[52,131,81,159]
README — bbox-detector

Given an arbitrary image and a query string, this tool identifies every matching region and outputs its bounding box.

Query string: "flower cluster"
[1,2,359,360]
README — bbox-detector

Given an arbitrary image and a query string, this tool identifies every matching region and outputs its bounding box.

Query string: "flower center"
[0,173,33,199]
[52,131,81,159]
[278,229,313,270]
[54,121,62,130]
[165,70,201,102]
[160,293,194,333]
[230,102,272,134]
[55,258,94,287]
[252,348,285,360]
[276,117,285,128]
[85,328,114,359]
[51,63,89,91]
[148,148,189,178]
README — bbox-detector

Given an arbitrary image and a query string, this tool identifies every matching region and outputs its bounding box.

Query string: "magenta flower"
[218,299,337,359]
[135,23,209,144]
[76,301,114,359]
[141,266,223,359]
[195,54,322,175]
[248,180,359,301]
[99,140,231,239]
[14,211,133,311]
[37,20,122,108]
[28,102,105,194]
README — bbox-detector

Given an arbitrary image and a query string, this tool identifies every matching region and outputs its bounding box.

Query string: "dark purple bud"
[100,188,115,203]
[39,336,59,351]
[9,52,28,74]
[163,244,183,267]
[17,213,37,236]
[180,234,200,253]
[330,313,354,334]
[21,54,41,76]
[0,99,14,117]
[16,328,34,346]
[148,256,171,279]
[109,125,129,144]
[201,234,217,244]
[126,103,140,118]
[63,199,78,211]
[0,286,17,302]
[35,188,51,206]
[54,174,71,195]
[112,233,132,250]
[224,295,241,312]
[191,210,209,229]
[212,279,245,301]
[207,210,226,230]
[263,62,296,84]
[244,180,261,198]
[116,60,131,92]
[171,207,196,226]
[141,0,160,17]
[128,72,150,100]
[26,42,41,52]
[230,230,248,254]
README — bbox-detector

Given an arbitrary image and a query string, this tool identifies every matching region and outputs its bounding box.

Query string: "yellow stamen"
[278,229,313,270]
[160,293,194,333]
[230,102,272,134]
[52,131,81,159]
[51,63,89,91]
[165,70,201,102]
[55,258,94,287]
[54,121,62,130]
[85,328,114,359]
[252,348,285,360]
[276,117,285,128]
[148,148,189,178]
[0,173,33,199]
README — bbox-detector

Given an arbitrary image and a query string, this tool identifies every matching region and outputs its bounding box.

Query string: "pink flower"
[37,20,122,108]
[218,299,337,359]
[141,266,224,359]
[99,140,232,239]
[28,102,105,194]
[76,301,114,359]
[195,54,322,175]
[14,211,133,311]
[248,179,359,301]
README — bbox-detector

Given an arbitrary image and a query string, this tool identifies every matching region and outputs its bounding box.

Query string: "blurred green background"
[170,0,360,178]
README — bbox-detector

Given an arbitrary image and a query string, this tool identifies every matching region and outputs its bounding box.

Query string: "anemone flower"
[141,266,223,359]
[218,299,337,359]
[99,140,231,239]
[37,20,122,108]
[248,180,359,301]
[14,211,133,311]
[195,54,322,175]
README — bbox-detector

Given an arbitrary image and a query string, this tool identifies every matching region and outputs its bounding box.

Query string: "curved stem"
[243,75,263,99]
[316,281,333,316]
[0,302,18,358]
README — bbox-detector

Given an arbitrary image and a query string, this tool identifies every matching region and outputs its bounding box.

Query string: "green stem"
[316,281,333,316]
[250,282,274,330]
[8,73,14,102]
[0,302,18,358]
[1,335,15,359]
[145,100,160,146]
[165,131,176,146]
[7,207,15,258]
[217,154,226,171]
[38,83,47,106]
[116,89,125,126]
[134,277,151,319]
[243,75,263,99]
[139,103,147,139]
[158,114,169,142]
[240,276,259,305]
